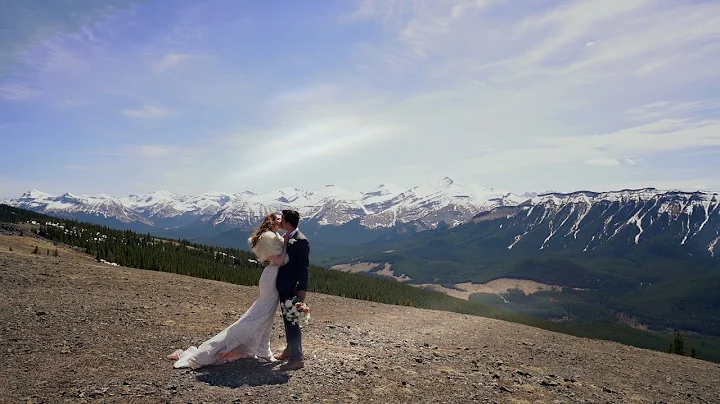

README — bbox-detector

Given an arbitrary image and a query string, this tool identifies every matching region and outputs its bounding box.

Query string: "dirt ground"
[1,233,719,403]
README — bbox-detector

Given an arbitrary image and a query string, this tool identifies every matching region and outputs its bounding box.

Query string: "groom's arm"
[296,239,310,298]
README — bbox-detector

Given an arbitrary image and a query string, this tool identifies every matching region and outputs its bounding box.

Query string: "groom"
[274,209,309,370]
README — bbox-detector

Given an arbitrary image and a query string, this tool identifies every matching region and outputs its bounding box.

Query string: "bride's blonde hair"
[249,213,279,248]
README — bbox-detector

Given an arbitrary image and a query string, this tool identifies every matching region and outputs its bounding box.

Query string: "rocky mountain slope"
[484,188,720,257]
[2,234,719,403]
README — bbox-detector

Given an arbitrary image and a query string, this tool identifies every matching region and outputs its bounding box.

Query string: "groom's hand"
[297,290,306,301]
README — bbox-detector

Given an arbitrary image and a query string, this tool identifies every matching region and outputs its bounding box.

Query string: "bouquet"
[281,296,310,326]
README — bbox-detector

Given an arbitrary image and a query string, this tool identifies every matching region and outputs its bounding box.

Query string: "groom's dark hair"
[282,209,300,228]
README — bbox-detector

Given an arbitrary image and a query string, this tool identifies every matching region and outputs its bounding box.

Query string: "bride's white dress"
[170,231,287,369]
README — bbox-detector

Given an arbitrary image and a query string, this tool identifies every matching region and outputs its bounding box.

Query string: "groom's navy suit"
[276,229,309,361]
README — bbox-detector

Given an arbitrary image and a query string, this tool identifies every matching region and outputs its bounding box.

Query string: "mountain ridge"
[4,183,719,259]
[2,177,527,232]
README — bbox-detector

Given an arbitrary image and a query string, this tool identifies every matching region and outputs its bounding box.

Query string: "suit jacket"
[276,230,310,296]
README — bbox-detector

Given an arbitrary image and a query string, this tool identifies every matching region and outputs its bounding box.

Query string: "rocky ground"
[1,233,719,403]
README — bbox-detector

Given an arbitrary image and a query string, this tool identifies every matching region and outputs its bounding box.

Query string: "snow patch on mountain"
[504,188,720,254]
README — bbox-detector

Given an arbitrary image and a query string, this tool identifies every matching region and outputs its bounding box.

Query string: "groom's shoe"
[278,360,304,371]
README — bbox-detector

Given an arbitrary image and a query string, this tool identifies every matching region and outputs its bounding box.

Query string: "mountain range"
[324,186,720,274]
[1,177,526,248]
[4,180,718,260]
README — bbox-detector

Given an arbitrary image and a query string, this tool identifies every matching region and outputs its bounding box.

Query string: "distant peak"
[61,192,77,198]
[149,190,177,196]
[428,176,454,188]
[22,189,52,198]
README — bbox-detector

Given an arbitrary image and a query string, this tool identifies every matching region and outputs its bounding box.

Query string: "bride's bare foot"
[258,355,278,363]
[273,350,290,360]
[167,349,183,360]
[218,351,251,361]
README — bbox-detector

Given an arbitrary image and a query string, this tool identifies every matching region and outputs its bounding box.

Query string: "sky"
[1,0,720,199]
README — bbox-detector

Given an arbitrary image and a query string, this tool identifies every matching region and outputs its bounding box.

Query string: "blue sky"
[1,0,720,198]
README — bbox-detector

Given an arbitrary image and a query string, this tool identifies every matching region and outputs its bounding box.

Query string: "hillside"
[2,234,719,403]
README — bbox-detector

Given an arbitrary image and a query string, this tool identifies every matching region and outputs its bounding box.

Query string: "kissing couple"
[168,209,310,371]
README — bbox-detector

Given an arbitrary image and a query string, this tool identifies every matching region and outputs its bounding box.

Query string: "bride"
[168,213,288,369]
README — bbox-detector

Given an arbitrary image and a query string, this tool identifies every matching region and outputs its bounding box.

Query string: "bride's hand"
[270,253,286,266]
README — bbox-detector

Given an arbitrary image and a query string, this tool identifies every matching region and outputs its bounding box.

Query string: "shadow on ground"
[194,359,290,388]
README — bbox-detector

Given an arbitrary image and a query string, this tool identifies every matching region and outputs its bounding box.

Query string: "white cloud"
[67,145,176,158]
[269,84,338,106]
[63,165,90,171]
[120,105,174,119]
[34,40,89,73]
[532,120,713,170]
[516,0,654,68]
[585,158,621,167]
[0,84,39,101]
[57,99,87,108]
[151,53,204,71]
[635,59,666,75]
[219,114,395,184]
[135,145,172,156]
[627,100,720,121]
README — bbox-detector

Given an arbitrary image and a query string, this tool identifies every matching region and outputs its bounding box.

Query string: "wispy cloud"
[151,53,205,71]
[56,99,88,108]
[135,145,172,156]
[120,105,174,119]
[68,144,177,158]
[32,40,90,73]
[586,158,621,167]
[63,165,90,171]
[0,84,39,101]
[627,100,720,121]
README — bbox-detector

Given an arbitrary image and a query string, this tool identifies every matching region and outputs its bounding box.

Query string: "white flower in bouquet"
[281,297,311,327]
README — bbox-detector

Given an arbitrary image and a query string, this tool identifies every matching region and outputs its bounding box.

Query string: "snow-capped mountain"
[2,177,524,232]
[472,188,720,257]
[5,182,720,259]
[12,190,152,225]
